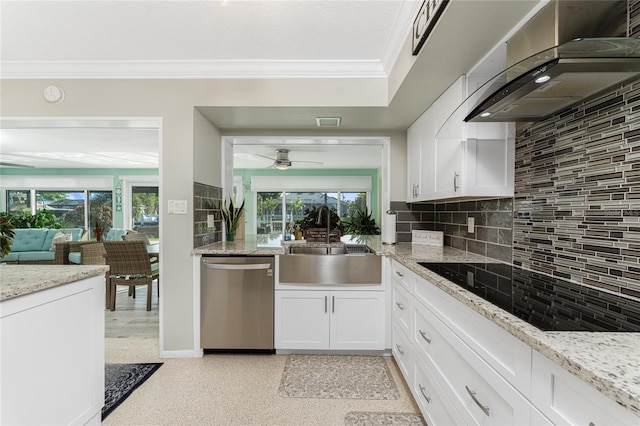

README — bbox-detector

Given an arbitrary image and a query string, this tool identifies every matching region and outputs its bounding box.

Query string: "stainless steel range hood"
[464,0,640,123]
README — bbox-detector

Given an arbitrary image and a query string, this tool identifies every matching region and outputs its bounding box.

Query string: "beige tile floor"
[104,284,422,425]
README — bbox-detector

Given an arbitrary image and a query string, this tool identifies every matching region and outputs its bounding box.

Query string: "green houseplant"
[221,197,245,241]
[341,208,380,236]
[0,215,16,258]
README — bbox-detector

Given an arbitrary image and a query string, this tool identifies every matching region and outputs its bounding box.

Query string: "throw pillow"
[49,231,68,251]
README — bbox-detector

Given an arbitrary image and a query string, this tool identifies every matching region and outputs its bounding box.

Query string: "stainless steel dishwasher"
[200,256,274,352]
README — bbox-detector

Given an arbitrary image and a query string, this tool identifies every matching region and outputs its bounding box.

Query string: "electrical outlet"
[467,216,475,233]
[207,214,215,228]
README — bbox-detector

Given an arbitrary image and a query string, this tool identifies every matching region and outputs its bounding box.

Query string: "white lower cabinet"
[389,260,639,426]
[275,290,385,350]
[413,301,532,425]
[413,357,466,426]
[531,350,639,426]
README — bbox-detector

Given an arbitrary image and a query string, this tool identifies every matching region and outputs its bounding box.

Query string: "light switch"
[207,214,215,228]
[467,216,475,233]
[168,200,188,214]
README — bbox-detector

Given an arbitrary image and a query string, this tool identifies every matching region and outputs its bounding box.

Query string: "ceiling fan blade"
[0,161,36,168]
[251,153,277,161]
[292,160,324,165]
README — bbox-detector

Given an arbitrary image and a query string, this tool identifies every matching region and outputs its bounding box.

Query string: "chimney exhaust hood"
[464,1,640,123]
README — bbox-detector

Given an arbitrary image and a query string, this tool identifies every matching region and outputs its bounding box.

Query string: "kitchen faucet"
[316,204,331,244]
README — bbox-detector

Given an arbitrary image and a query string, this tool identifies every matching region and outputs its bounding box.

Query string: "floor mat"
[103,362,162,420]
[344,411,427,425]
[278,355,399,400]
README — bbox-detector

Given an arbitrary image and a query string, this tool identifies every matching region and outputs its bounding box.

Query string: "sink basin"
[287,246,346,255]
[286,244,373,255]
[280,244,380,285]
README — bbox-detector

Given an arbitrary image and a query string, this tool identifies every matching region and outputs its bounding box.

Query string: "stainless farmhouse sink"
[280,244,381,285]
[286,244,375,255]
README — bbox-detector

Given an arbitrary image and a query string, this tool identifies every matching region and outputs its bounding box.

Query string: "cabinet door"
[274,290,329,350]
[406,119,422,202]
[414,358,467,426]
[330,291,385,350]
[433,138,462,198]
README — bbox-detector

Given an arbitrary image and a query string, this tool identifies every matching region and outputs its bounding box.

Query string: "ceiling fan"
[0,161,36,168]
[253,149,323,170]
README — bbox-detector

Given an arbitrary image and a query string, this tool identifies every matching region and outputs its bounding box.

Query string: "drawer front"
[413,301,532,425]
[413,358,466,426]
[391,260,414,292]
[531,350,639,426]
[414,274,531,395]
[392,281,412,338]
[392,321,413,382]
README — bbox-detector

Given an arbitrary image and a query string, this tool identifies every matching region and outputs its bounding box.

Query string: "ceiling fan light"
[274,162,290,170]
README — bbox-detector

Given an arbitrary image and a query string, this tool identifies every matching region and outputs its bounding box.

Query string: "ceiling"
[0,0,541,169]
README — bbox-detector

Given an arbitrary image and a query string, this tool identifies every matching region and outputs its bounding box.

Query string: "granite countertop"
[0,265,109,301]
[388,244,640,417]
[192,234,386,255]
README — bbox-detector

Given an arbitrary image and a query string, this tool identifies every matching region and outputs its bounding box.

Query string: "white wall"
[194,109,222,187]
[0,77,397,355]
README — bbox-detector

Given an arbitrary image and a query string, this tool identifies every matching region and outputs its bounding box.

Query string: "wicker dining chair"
[123,232,151,245]
[103,240,159,311]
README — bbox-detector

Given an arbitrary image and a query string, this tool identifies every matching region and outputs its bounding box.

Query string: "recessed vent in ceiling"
[316,117,341,127]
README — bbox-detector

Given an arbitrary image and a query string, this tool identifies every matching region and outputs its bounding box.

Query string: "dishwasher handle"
[203,263,272,271]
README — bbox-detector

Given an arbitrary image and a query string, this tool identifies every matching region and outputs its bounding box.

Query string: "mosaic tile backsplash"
[194,182,223,248]
[390,199,513,263]
[513,79,640,298]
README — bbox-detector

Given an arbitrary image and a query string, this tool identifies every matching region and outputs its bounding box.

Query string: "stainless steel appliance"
[200,256,274,352]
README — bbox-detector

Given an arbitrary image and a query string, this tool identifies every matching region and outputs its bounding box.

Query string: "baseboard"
[159,348,202,358]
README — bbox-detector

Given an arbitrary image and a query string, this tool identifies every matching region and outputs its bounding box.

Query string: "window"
[7,190,31,214]
[257,191,370,238]
[131,186,159,239]
[5,189,113,235]
[89,191,113,235]
[36,190,85,228]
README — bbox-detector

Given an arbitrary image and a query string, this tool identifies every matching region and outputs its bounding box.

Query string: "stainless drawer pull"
[465,385,490,416]
[325,296,327,313]
[395,344,405,355]
[332,295,335,313]
[589,423,596,426]
[395,271,404,277]
[419,329,431,344]
[395,302,405,310]
[418,384,431,403]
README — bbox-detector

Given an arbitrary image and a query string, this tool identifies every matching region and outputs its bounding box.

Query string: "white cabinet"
[275,290,385,350]
[406,108,435,201]
[531,350,639,426]
[389,259,640,425]
[1,274,105,425]
[406,73,515,202]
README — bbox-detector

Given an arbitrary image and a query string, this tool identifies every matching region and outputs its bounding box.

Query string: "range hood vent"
[464,0,640,123]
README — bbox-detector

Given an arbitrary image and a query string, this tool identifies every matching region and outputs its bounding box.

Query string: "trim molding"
[1,59,388,79]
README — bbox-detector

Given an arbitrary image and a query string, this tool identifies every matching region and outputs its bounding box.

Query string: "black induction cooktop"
[418,262,640,332]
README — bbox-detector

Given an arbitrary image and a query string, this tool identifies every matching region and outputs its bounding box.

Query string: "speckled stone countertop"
[0,265,109,301]
[387,244,640,417]
[194,236,639,415]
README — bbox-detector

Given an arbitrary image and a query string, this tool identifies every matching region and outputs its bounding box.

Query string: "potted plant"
[342,208,380,236]
[221,197,245,241]
[0,214,16,259]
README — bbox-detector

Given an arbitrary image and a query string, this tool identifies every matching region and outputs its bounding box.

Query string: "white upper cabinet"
[406,45,515,202]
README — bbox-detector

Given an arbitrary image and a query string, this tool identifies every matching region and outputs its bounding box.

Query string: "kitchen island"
[0,265,108,425]
[194,237,640,420]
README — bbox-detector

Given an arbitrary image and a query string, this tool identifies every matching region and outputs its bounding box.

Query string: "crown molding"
[380,0,422,75]
[0,59,388,79]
